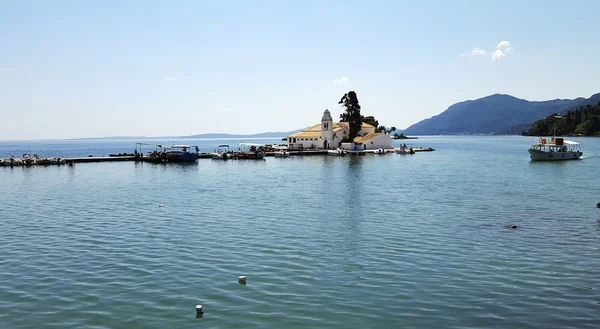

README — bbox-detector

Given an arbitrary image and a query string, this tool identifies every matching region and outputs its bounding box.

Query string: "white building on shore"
[286,109,393,151]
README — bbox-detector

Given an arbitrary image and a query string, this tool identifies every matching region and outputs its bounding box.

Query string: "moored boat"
[148,144,200,163]
[274,151,290,158]
[327,148,346,156]
[237,143,265,160]
[211,144,230,160]
[528,137,582,161]
[395,146,415,155]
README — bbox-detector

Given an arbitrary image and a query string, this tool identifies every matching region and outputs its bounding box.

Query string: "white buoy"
[196,304,203,314]
[238,276,247,284]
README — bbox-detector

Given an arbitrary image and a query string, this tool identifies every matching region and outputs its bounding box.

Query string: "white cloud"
[492,41,514,61]
[497,41,511,49]
[461,47,487,57]
[165,78,175,82]
[462,41,515,61]
[333,77,349,85]
[492,49,506,61]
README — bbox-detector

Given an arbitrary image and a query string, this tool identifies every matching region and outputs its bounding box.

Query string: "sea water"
[1,136,599,329]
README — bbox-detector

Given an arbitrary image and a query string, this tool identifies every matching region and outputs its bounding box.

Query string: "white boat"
[327,148,346,156]
[274,151,290,158]
[211,144,230,160]
[528,137,582,161]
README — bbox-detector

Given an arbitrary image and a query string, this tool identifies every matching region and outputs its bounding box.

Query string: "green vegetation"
[339,92,395,141]
[361,115,395,133]
[362,115,378,129]
[526,102,600,136]
[339,91,362,141]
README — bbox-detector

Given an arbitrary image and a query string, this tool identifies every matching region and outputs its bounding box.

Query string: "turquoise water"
[1,136,600,328]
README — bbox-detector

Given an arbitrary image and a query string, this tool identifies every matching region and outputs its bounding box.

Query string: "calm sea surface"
[1,136,600,329]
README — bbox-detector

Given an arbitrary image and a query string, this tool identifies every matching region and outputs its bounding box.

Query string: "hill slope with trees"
[526,101,600,136]
[403,93,600,135]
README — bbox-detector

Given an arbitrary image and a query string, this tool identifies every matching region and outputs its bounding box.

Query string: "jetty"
[0,154,210,166]
[0,144,435,167]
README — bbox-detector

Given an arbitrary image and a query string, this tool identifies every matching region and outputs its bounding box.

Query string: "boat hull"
[274,152,289,158]
[211,152,229,160]
[528,149,582,161]
[237,152,265,160]
[327,150,345,156]
[395,148,415,155]
[148,152,198,163]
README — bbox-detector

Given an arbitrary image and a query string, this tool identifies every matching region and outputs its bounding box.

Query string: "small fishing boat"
[237,143,265,160]
[147,144,200,163]
[211,144,230,160]
[528,137,582,161]
[395,146,415,155]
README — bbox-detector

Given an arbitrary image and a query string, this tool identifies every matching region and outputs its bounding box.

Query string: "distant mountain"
[67,129,304,141]
[182,129,303,139]
[70,136,148,140]
[71,136,180,140]
[403,93,600,135]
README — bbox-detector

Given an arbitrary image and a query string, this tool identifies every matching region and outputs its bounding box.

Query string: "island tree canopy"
[339,91,362,141]
[362,116,379,129]
[361,115,396,133]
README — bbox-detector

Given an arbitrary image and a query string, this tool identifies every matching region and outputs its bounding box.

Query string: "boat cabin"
[531,137,580,153]
[165,145,199,154]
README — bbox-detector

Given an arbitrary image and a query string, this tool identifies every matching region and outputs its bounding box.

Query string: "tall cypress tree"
[338,91,362,141]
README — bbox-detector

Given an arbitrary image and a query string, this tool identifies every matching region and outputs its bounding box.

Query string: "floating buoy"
[195,304,203,314]
[159,204,166,208]
[238,276,247,284]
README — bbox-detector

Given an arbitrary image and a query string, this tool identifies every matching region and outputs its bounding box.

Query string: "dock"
[0,147,435,167]
[68,156,136,163]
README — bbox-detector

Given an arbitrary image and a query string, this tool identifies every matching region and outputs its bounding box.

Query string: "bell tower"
[321,109,334,148]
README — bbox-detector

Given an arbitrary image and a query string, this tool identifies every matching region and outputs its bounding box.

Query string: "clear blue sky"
[1,0,599,140]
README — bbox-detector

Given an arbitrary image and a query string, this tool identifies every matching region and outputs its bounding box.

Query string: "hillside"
[403,93,600,135]
[526,101,600,136]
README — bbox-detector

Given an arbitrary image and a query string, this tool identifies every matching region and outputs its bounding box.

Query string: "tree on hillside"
[527,101,600,136]
[339,91,362,141]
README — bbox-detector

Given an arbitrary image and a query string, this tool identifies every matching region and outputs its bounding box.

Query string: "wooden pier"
[1,147,435,167]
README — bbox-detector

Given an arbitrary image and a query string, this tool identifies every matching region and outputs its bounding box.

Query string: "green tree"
[339,91,362,141]
[362,115,379,128]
